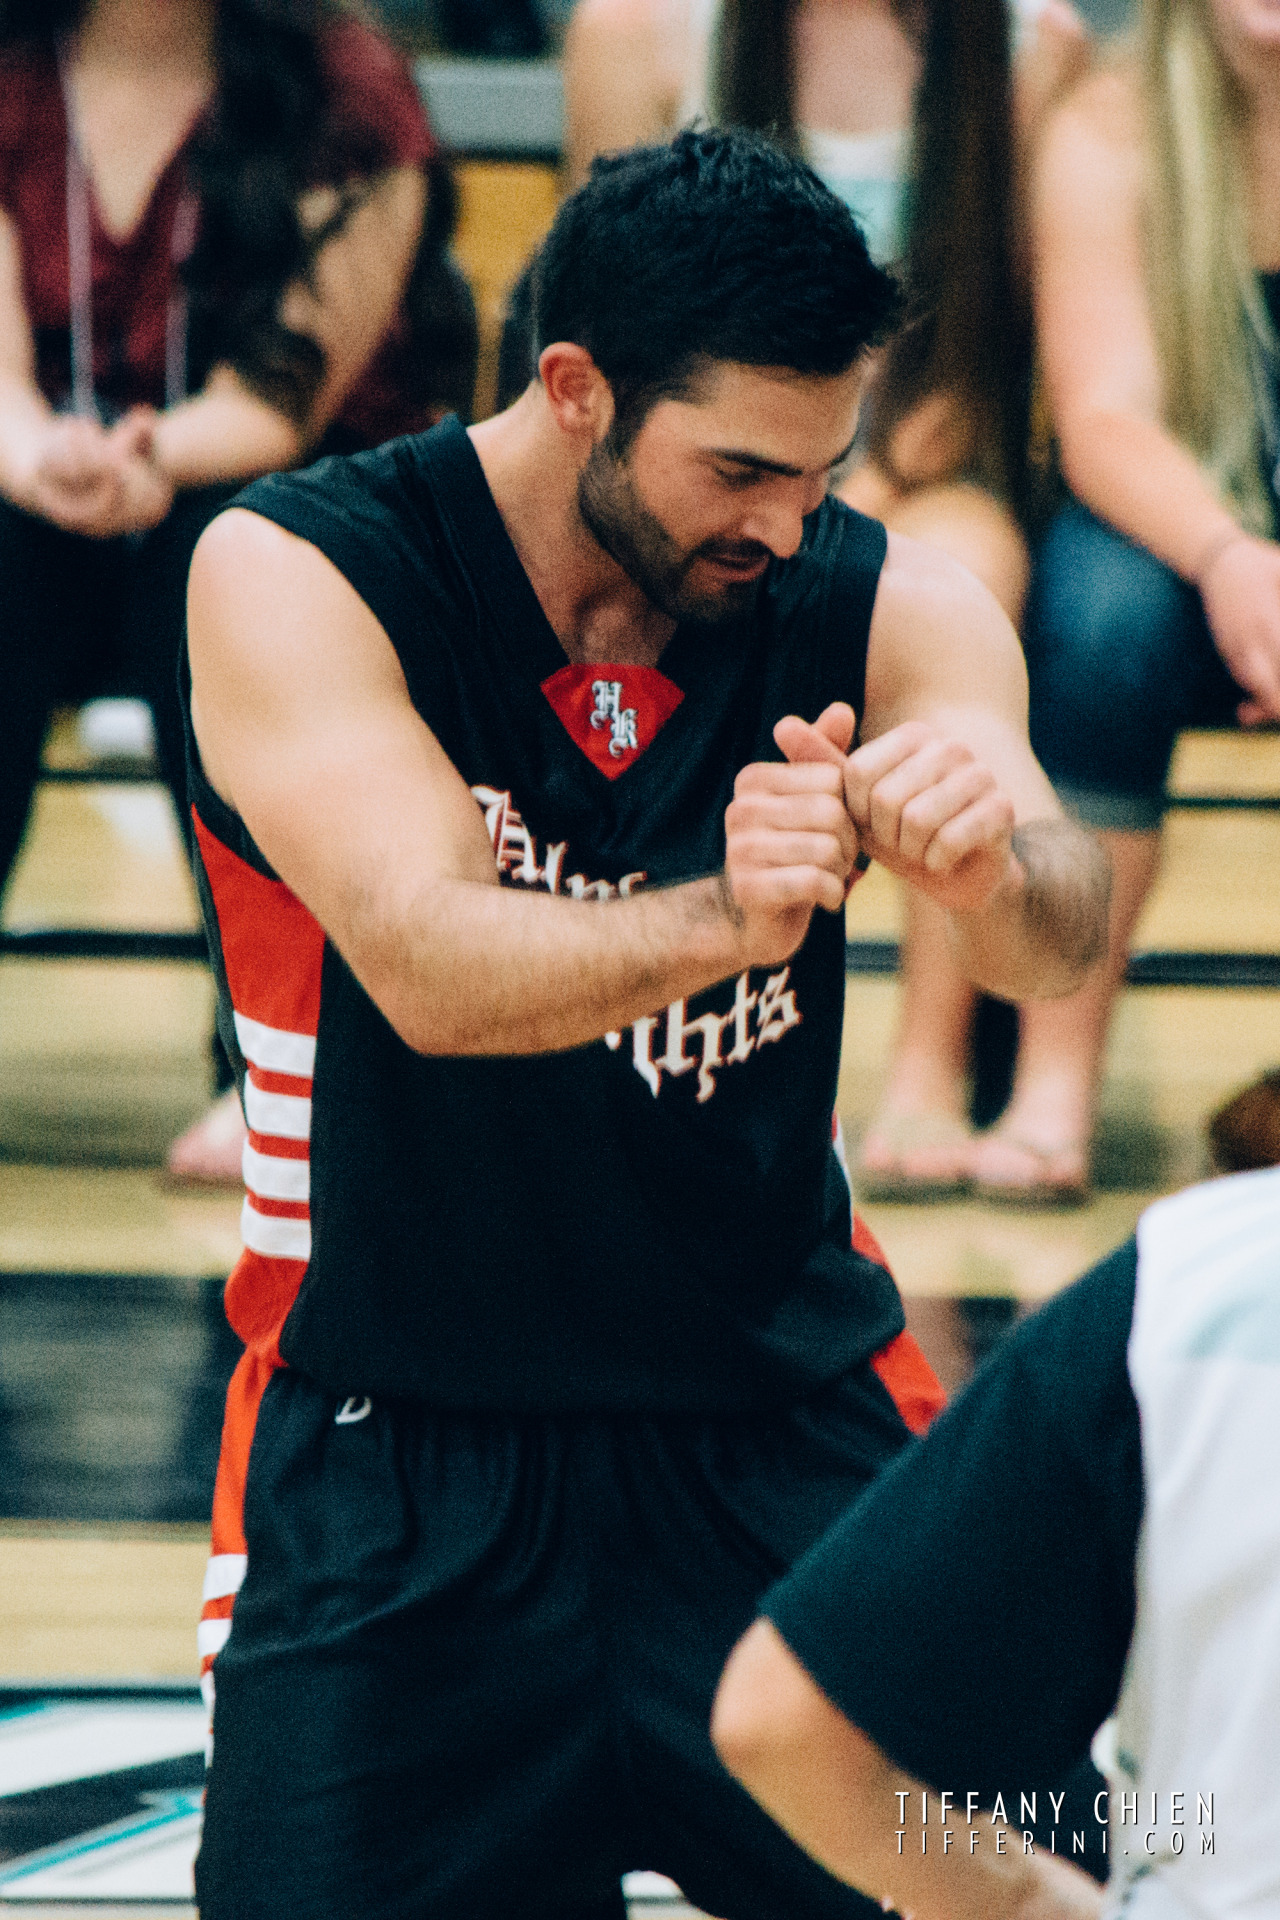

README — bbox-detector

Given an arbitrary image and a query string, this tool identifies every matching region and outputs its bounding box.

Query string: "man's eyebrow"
[705,433,860,477]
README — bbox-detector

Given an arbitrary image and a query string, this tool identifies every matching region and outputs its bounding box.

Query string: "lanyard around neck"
[57,43,199,420]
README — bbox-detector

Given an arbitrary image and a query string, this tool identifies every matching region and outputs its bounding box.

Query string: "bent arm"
[188,512,851,1055]
[859,534,1109,1000]
[713,1620,1102,1920]
[0,206,77,506]
[152,166,427,489]
[1034,73,1241,578]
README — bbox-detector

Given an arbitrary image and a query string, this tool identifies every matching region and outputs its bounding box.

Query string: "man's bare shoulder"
[190,508,403,690]
[192,504,337,597]
[866,530,1027,726]
[873,527,1018,643]
[188,508,412,807]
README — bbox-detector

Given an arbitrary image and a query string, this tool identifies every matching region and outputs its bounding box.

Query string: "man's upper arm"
[188,509,498,1034]
[862,530,1061,823]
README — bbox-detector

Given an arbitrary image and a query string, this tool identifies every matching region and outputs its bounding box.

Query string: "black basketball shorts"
[196,1353,928,1920]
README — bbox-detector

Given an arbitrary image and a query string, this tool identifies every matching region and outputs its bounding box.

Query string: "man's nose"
[741,479,824,559]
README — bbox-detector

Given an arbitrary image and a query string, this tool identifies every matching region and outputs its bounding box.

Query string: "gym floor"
[1,724,1278,1916]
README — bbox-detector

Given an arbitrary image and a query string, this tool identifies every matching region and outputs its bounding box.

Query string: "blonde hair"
[1141,0,1276,530]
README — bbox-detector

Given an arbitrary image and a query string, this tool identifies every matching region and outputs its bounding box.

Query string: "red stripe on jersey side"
[870,1330,946,1435]
[246,1064,313,1098]
[200,1346,278,1672]
[248,1131,309,1161]
[244,1195,310,1221]
[192,808,325,1038]
[223,1248,309,1359]
[851,1207,946,1431]
[192,814,321,1690]
[851,1210,890,1271]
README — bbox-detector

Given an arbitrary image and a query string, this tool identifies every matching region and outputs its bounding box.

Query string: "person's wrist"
[133,437,176,516]
[1193,522,1250,589]
[146,411,179,488]
[943,841,1024,926]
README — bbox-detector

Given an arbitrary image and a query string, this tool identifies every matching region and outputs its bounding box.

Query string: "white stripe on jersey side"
[197,1617,232,1659]
[240,1198,312,1262]
[233,1010,317,1078]
[202,1553,248,1603]
[244,1079,312,1141]
[831,1113,852,1194]
[242,1140,310,1203]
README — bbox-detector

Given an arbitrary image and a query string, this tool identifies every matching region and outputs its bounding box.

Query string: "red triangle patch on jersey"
[541,664,685,780]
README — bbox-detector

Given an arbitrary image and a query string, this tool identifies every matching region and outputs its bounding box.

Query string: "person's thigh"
[1023,499,1243,828]
[0,498,120,895]
[197,1374,631,1920]
[120,484,240,832]
[602,1363,915,1919]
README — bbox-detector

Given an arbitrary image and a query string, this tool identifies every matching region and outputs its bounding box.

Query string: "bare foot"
[165,1087,247,1188]
[969,1126,1090,1207]
[855,1109,974,1200]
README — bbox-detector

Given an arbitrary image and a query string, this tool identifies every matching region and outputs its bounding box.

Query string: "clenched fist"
[723,704,861,967]
[775,706,1019,917]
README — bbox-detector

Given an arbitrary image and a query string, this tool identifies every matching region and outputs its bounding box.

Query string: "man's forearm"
[804,1743,1101,1920]
[711,1622,1102,1920]
[352,867,754,1057]
[947,816,1110,1002]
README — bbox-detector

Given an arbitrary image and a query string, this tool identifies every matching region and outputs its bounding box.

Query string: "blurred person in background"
[0,0,474,1182]
[969,0,1280,1201]
[561,0,1092,1199]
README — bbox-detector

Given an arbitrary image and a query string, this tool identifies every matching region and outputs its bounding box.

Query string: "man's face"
[576,362,865,624]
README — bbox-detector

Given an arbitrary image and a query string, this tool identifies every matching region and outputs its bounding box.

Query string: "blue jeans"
[1024,499,1246,829]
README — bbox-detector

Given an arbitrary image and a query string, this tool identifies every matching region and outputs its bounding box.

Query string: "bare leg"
[166,1085,248,1187]
[841,470,1029,1190]
[858,887,976,1187]
[969,826,1162,1197]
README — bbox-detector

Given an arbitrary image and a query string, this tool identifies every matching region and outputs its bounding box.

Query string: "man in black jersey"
[184,131,1109,1920]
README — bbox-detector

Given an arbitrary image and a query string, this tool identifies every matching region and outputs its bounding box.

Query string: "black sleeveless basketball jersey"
[182,416,905,1411]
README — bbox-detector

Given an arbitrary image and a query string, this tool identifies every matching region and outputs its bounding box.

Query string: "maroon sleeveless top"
[0,22,438,445]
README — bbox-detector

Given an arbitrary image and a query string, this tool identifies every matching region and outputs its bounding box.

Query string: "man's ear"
[537,342,615,445]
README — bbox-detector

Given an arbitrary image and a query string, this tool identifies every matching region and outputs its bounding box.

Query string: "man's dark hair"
[532,127,901,440]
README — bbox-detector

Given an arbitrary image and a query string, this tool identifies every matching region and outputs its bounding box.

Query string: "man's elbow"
[711,1645,788,1798]
[1011,816,1111,997]
[710,1617,832,1812]
[373,985,487,1059]
[713,1618,903,1896]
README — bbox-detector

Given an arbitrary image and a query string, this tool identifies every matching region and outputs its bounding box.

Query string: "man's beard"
[577,435,771,625]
